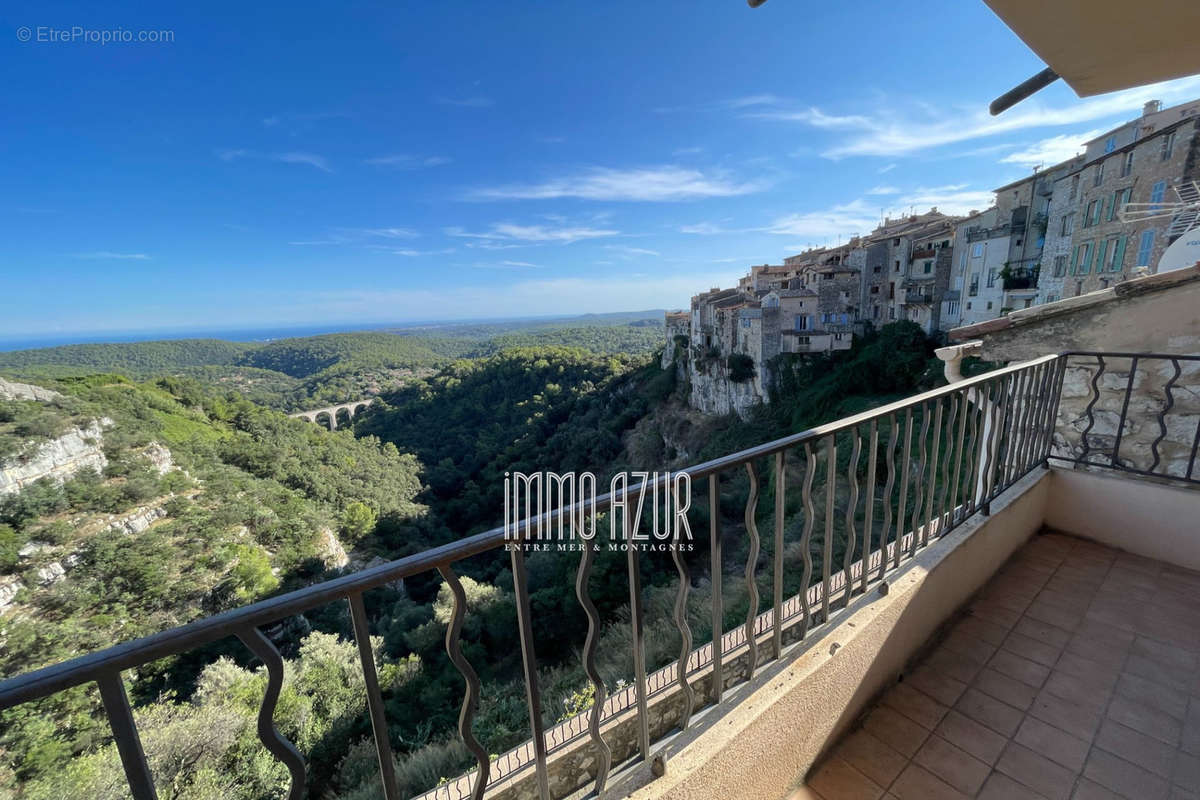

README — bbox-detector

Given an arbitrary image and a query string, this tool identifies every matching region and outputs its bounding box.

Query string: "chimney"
[1144,100,1161,116]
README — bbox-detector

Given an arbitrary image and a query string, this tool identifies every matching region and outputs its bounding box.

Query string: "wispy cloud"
[446,222,619,245]
[605,245,660,257]
[355,227,420,239]
[892,184,994,216]
[763,200,880,240]
[867,185,900,195]
[73,251,150,260]
[678,221,744,235]
[999,130,1101,168]
[385,248,456,257]
[288,226,419,246]
[437,96,494,108]
[364,154,453,168]
[469,166,767,202]
[673,146,704,156]
[744,76,1200,158]
[216,148,332,172]
[878,163,897,174]
[469,259,543,270]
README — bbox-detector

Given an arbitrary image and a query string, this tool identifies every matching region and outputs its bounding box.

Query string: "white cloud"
[673,146,704,156]
[446,222,620,244]
[386,248,456,257]
[679,221,740,235]
[747,75,1200,158]
[878,163,897,174]
[355,227,420,239]
[437,96,494,108]
[469,166,767,202]
[867,185,900,195]
[892,185,995,216]
[762,200,879,240]
[365,154,452,168]
[605,245,660,257]
[217,148,332,172]
[274,152,332,172]
[73,251,150,260]
[999,129,1102,168]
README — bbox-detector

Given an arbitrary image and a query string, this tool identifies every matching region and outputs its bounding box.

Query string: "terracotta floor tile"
[1043,669,1113,711]
[808,757,885,800]
[906,664,967,708]
[991,647,1053,688]
[834,729,909,789]
[941,629,998,666]
[1015,616,1074,650]
[1095,718,1176,778]
[1026,599,1086,631]
[996,741,1077,800]
[863,705,931,758]
[1071,778,1126,799]
[888,764,969,800]
[926,647,985,685]
[978,771,1051,800]
[1084,748,1170,800]
[1015,714,1090,772]
[1106,695,1183,746]
[882,682,949,730]
[956,687,1024,737]
[952,615,1010,648]
[1055,651,1121,691]
[1131,636,1199,673]
[1004,630,1064,667]
[1030,689,1103,742]
[1115,673,1189,721]
[1125,654,1194,695]
[934,709,1007,765]
[972,602,1024,631]
[975,666,1040,709]
[1175,751,1200,792]
[912,735,990,796]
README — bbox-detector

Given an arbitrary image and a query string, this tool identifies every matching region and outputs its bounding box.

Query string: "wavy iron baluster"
[842,429,861,608]
[236,627,307,800]
[1079,356,1106,463]
[909,402,930,556]
[743,461,761,679]
[862,420,877,594]
[879,413,897,579]
[574,517,612,793]
[799,443,816,638]
[964,385,982,514]
[1151,359,1182,473]
[436,565,490,800]
[670,480,696,730]
[922,399,943,545]
[895,409,914,566]
[772,451,786,660]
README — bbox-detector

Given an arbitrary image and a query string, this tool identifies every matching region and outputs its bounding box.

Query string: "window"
[923,261,932,274]
[959,251,967,271]
[1053,255,1067,277]
[1069,174,1080,200]
[966,302,972,310]
[888,307,895,320]
[1137,229,1155,266]
[1074,242,1093,274]
[1061,212,1075,236]
[1150,180,1166,210]
[968,275,979,296]
[1161,131,1176,161]
[986,268,997,288]
[893,238,900,246]
[971,243,983,257]
[1093,161,1104,186]
[946,300,959,316]
[870,285,879,294]
[986,301,993,310]
[1086,200,1101,226]
[1121,151,1134,177]
[1107,236,1126,272]
[1104,136,1116,153]
[873,265,881,273]
[1075,280,1083,296]
[795,314,809,331]
[894,259,901,272]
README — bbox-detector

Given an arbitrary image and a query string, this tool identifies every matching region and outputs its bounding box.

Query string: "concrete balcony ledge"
[609,465,1200,800]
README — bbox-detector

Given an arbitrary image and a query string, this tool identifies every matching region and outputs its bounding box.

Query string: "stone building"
[1053,108,1200,297]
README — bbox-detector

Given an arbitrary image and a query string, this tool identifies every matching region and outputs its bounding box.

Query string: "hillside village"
[666,96,1200,415]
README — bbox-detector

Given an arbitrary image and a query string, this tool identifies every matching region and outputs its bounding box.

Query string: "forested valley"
[0,321,949,800]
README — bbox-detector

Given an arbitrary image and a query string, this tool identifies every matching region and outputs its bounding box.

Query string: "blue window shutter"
[1112,236,1127,271]
[1070,246,1080,274]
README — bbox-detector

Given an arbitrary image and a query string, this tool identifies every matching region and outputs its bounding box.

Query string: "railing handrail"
[0,352,1060,709]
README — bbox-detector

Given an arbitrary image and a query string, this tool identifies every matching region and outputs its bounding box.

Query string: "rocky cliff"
[0,418,112,496]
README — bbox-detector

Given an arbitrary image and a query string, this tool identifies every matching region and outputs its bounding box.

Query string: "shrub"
[727,353,756,383]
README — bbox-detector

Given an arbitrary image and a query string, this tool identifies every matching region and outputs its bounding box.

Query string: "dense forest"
[0,321,949,800]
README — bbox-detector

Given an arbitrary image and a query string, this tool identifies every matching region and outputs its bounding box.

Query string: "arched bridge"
[289,399,374,430]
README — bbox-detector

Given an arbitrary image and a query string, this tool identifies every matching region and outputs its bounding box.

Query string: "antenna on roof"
[1118,181,1200,273]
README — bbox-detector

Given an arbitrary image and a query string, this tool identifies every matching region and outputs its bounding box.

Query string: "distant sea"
[0,323,399,353]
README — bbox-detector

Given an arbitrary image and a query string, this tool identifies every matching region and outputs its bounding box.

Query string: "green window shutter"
[1096,239,1109,273]
[1070,245,1080,274]
[1107,193,1118,221]
[1082,244,1094,274]
[1112,236,1127,271]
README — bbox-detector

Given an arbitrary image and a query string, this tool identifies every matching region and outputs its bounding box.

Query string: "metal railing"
[3,352,1195,800]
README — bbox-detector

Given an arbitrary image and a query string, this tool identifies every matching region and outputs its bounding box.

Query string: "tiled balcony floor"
[796,530,1200,800]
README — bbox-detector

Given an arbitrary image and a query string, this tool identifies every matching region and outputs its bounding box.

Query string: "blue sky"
[4,0,1200,340]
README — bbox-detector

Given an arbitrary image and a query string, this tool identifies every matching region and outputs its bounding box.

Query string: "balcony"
[1003,266,1040,292]
[1,353,1198,800]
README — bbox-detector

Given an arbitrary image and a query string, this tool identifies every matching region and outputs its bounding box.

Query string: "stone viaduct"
[289,399,374,430]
